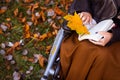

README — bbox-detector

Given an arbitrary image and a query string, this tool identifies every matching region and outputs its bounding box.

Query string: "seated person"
[60,0,120,80]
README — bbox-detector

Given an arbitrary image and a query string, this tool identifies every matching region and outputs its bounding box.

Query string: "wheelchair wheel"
[52,58,61,80]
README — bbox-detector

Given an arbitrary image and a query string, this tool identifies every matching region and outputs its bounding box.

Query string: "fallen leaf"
[0,29,3,34]
[13,42,20,48]
[51,23,60,30]
[6,65,11,70]
[52,14,57,19]
[6,48,14,54]
[45,0,50,5]
[47,32,53,38]
[5,23,12,29]
[6,42,20,54]
[24,23,31,38]
[31,14,38,25]
[14,8,19,17]
[33,33,39,39]
[39,32,53,41]
[5,0,11,3]
[31,2,39,13]
[6,18,11,21]
[0,9,6,14]
[28,58,34,62]
[31,14,35,22]
[38,54,47,67]
[40,6,47,10]
[34,19,38,25]
[18,12,23,18]
[54,7,65,16]
[45,45,51,54]
[0,6,7,14]
[20,17,26,23]
[52,30,58,36]
[40,11,46,21]
[39,33,48,41]
[23,0,33,3]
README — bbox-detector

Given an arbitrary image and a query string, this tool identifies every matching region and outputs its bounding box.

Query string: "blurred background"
[0,0,73,80]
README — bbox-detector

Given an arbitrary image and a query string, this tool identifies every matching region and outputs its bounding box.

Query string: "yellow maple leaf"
[64,12,89,34]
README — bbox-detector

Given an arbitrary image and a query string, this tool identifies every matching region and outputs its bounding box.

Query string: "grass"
[0,0,73,80]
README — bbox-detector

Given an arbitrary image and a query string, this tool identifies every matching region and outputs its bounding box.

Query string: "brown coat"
[69,0,118,22]
[60,33,120,80]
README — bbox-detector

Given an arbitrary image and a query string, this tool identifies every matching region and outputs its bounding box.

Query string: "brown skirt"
[60,33,120,80]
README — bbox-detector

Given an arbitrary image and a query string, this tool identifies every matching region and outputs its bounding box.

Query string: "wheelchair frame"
[41,0,77,79]
[41,28,64,80]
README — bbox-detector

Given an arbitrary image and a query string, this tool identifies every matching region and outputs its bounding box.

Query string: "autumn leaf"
[34,19,38,25]
[40,11,46,22]
[33,33,39,39]
[14,8,19,17]
[64,12,89,34]
[52,14,57,19]
[6,18,11,21]
[5,0,11,3]
[31,14,38,25]
[13,42,20,48]
[18,12,23,18]
[31,2,39,13]
[31,14,35,22]
[33,54,47,67]
[0,29,3,34]
[24,23,31,38]
[54,7,65,16]
[6,42,20,54]
[65,3,69,11]
[52,30,58,36]
[45,45,51,54]
[28,58,34,62]
[51,22,60,30]
[39,33,48,41]
[47,32,53,38]
[40,6,47,10]
[38,54,47,67]
[0,9,6,14]
[20,17,26,23]
[5,23,11,29]
[23,0,33,3]
[6,65,11,70]
[39,32,53,41]
[45,0,50,5]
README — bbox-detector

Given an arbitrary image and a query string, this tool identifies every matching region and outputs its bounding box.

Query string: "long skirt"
[60,33,120,80]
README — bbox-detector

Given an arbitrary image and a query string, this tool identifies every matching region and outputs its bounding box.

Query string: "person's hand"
[78,12,92,24]
[89,31,113,46]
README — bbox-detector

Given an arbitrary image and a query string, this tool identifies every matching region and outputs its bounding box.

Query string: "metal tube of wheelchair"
[41,28,64,80]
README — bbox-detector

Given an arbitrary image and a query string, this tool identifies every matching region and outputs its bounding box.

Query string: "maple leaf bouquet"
[63,12,89,35]
[64,12,114,42]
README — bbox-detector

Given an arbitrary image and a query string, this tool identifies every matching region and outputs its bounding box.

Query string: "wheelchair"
[40,0,80,80]
[41,21,73,80]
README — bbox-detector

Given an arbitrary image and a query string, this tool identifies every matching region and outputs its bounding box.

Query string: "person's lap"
[60,33,120,80]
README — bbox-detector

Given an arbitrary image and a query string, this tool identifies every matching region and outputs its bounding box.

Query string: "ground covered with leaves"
[0,0,73,80]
